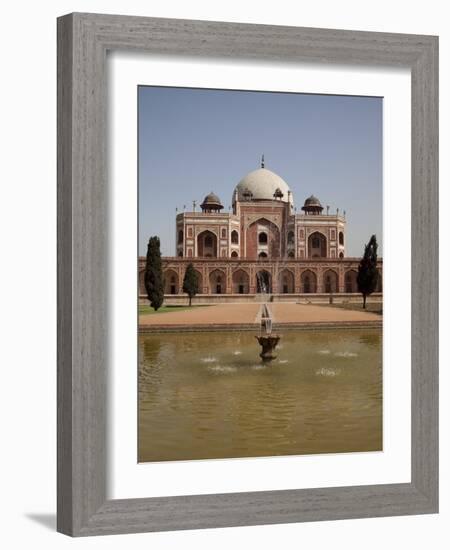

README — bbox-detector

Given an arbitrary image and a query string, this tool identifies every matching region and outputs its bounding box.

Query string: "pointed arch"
[197,230,218,257]
[323,269,339,293]
[301,269,317,293]
[209,268,226,294]
[279,268,295,294]
[232,268,250,294]
[308,231,327,258]
[256,270,272,293]
[246,218,280,259]
[344,269,358,293]
[163,268,179,295]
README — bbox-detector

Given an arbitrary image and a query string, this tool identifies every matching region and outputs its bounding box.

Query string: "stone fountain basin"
[255,334,281,361]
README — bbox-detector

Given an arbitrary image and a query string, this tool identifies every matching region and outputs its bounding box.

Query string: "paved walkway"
[270,303,381,324]
[139,302,381,330]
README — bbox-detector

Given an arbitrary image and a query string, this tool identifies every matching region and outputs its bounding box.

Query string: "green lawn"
[139,304,210,315]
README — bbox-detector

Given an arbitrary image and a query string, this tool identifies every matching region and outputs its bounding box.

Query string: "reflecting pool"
[138,329,382,462]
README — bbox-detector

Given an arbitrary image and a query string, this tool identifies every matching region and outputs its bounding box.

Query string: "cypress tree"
[144,236,164,311]
[182,263,199,306]
[357,234,379,309]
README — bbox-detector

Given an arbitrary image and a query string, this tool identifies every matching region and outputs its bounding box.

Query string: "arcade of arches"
[138,261,383,296]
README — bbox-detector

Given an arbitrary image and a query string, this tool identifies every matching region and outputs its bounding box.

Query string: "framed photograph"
[57,13,438,536]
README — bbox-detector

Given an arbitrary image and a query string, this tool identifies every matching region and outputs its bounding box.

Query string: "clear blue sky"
[138,86,382,257]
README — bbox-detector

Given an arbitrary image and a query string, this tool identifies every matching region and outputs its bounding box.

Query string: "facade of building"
[139,159,382,301]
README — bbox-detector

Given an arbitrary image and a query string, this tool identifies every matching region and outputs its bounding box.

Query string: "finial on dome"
[261,154,265,168]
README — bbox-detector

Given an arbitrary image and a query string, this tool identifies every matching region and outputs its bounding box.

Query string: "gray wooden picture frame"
[57,12,438,536]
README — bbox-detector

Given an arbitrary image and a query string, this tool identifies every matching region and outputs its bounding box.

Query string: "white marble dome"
[233,168,294,205]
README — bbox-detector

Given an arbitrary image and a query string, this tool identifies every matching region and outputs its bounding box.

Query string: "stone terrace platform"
[139,303,382,333]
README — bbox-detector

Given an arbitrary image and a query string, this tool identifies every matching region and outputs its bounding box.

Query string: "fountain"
[253,177,292,360]
[255,303,281,361]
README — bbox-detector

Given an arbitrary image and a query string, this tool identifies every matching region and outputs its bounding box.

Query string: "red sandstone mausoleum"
[138,157,382,303]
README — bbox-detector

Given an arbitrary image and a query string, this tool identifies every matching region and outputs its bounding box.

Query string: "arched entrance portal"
[197,230,217,257]
[164,269,179,295]
[246,218,280,259]
[323,269,338,293]
[279,269,295,293]
[308,231,327,258]
[256,270,272,293]
[209,269,226,294]
[345,270,358,293]
[232,269,249,294]
[301,270,317,293]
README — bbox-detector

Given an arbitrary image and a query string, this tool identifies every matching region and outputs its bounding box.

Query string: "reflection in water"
[139,329,382,462]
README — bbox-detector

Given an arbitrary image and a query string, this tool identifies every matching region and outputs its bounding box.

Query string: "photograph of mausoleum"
[138,156,382,303]
[137,87,383,463]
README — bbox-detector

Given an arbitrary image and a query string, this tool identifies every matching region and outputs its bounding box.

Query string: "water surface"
[139,329,382,462]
